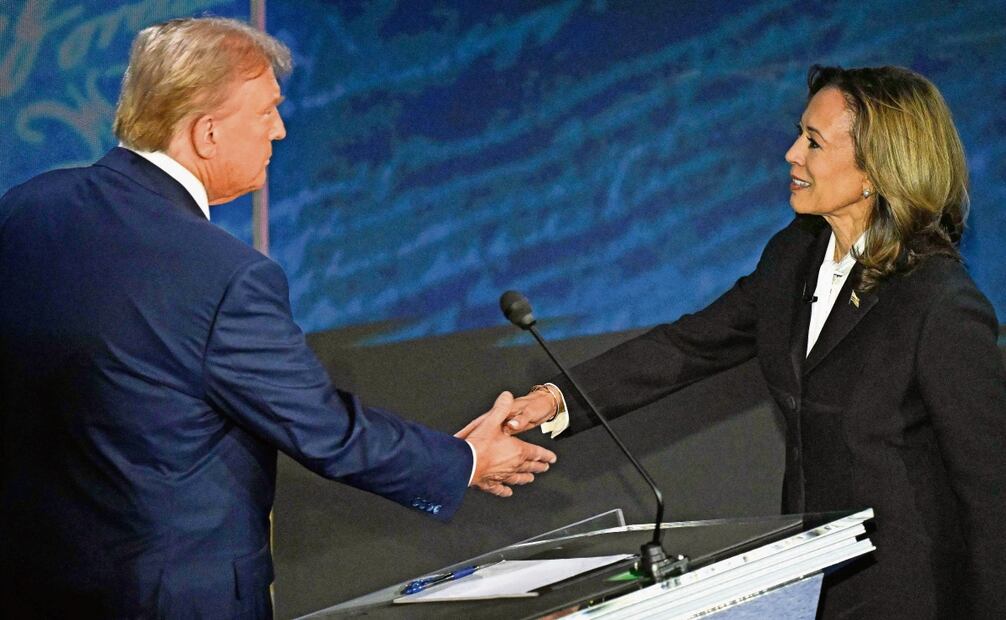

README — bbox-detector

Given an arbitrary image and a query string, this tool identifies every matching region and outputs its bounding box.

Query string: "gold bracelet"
[531,384,559,421]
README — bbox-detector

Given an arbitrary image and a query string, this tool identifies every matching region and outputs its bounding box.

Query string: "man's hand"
[503,389,558,434]
[455,392,557,497]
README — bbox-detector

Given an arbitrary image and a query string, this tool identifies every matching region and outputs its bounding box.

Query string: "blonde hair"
[807,65,969,290]
[113,17,292,151]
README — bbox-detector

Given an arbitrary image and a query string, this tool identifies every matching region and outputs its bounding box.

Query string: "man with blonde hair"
[0,17,555,618]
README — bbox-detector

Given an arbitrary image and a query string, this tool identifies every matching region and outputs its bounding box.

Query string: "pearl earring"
[862,188,872,198]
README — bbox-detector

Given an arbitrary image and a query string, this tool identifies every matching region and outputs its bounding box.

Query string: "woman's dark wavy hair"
[807,65,969,290]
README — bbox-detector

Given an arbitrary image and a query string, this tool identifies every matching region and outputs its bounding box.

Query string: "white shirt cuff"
[539,382,570,438]
[465,439,477,485]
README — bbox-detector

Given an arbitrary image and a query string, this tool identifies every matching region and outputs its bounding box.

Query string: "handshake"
[454,387,567,497]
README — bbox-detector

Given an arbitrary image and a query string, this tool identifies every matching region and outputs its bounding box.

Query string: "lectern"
[298,508,874,619]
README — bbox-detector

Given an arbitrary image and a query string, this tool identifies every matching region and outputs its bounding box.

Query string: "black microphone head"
[499,290,536,329]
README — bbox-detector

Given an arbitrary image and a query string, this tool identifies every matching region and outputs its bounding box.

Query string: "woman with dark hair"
[504,65,1006,618]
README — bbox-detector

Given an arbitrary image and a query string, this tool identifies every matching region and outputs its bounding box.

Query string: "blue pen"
[400,563,486,595]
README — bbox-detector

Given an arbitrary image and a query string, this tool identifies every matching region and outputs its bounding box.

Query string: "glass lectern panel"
[298,509,867,620]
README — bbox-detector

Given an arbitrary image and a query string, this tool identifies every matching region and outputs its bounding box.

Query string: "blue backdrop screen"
[3,0,1004,343]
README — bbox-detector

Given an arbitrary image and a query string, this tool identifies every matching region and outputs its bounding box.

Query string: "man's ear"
[191,114,217,159]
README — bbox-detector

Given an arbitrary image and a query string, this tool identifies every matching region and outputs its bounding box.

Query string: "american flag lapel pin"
[850,291,861,308]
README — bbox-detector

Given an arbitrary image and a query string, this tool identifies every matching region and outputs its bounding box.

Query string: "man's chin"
[208,183,265,205]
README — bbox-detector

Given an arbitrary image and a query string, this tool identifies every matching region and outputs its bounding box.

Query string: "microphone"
[802,283,818,304]
[500,291,536,329]
[499,290,688,583]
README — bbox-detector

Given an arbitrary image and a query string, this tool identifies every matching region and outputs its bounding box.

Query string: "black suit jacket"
[555,215,1006,619]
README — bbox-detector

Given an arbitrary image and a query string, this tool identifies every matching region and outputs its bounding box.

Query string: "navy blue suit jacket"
[0,148,473,618]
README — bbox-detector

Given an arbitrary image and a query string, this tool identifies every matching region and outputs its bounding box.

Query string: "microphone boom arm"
[525,324,665,542]
[500,291,688,582]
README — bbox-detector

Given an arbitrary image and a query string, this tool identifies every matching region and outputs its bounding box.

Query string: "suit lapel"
[788,227,831,384]
[803,262,879,375]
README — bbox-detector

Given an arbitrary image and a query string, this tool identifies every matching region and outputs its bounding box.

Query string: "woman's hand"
[504,388,559,434]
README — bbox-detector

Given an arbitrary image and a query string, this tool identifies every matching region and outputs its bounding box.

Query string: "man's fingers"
[457,392,513,438]
[515,460,551,474]
[454,418,478,439]
[482,391,515,424]
[524,442,557,465]
[509,439,556,472]
[468,418,555,497]
[499,472,535,486]
[455,410,489,439]
[476,481,513,497]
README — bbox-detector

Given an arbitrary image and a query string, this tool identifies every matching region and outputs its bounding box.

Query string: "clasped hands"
[454,389,562,497]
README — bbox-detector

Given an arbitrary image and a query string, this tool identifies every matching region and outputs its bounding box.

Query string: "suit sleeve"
[555,263,763,435]
[917,278,1006,617]
[202,256,472,521]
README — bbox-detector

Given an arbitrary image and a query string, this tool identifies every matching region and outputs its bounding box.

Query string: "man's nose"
[272,115,287,141]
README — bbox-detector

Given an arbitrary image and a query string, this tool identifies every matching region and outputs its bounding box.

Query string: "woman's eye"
[795,123,820,149]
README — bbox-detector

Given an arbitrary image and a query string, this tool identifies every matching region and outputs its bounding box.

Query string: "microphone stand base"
[639,541,690,583]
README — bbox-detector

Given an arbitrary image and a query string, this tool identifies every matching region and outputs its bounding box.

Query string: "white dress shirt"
[806,231,866,355]
[124,147,211,220]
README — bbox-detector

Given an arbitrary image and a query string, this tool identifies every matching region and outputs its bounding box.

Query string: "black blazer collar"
[803,262,879,375]
[789,224,831,381]
[788,222,882,377]
[94,147,207,220]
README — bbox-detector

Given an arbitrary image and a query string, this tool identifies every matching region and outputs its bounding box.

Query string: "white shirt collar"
[823,229,867,270]
[806,229,868,356]
[122,146,210,220]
